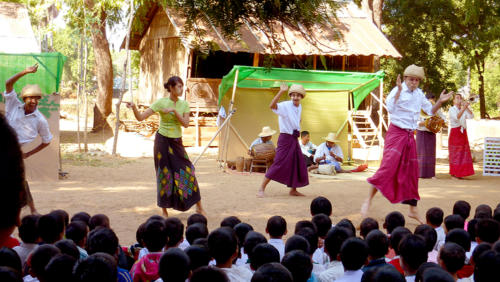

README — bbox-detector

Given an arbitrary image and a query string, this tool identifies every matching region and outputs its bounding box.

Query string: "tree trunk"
[476,58,487,119]
[85,0,113,132]
[372,0,383,29]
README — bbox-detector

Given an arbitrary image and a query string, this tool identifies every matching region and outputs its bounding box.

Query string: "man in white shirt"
[362,64,453,223]
[300,130,318,169]
[3,64,53,214]
[314,132,351,173]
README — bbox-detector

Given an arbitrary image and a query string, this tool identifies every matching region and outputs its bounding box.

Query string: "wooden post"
[313,55,317,70]
[222,68,239,170]
[253,53,259,67]
[342,56,346,71]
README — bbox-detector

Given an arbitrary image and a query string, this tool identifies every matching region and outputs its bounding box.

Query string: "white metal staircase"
[350,110,384,149]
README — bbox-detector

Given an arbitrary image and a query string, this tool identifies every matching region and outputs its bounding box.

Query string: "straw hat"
[258,126,277,137]
[288,84,306,98]
[403,64,425,80]
[21,84,42,98]
[323,132,339,142]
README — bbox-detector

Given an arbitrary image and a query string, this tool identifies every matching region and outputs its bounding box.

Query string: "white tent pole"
[222,69,239,170]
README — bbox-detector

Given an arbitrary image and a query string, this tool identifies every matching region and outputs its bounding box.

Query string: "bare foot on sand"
[360,199,370,218]
[196,206,207,217]
[408,206,424,224]
[161,208,168,217]
[256,190,265,198]
[289,189,305,196]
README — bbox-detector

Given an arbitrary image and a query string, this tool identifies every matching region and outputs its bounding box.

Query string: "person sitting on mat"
[300,130,318,169]
[314,132,351,173]
[248,126,276,155]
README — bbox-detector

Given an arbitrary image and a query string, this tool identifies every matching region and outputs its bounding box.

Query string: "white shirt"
[178,239,190,250]
[313,263,327,277]
[249,138,273,151]
[434,226,445,251]
[13,243,38,266]
[386,83,433,130]
[138,247,149,259]
[405,275,416,282]
[318,260,344,282]
[314,142,343,164]
[3,90,52,145]
[312,247,329,266]
[235,247,248,266]
[300,141,317,157]
[268,238,285,261]
[449,105,473,131]
[272,100,301,134]
[221,265,254,282]
[335,269,364,282]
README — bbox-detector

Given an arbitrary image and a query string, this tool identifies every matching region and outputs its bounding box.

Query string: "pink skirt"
[448,127,474,177]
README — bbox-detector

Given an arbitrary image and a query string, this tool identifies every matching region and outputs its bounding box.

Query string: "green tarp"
[0,52,66,118]
[218,65,385,110]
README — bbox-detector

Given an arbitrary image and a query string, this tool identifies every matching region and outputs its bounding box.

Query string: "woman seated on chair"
[248,126,276,156]
[314,132,351,173]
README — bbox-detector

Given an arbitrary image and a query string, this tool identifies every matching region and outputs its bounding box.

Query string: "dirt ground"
[25,153,500,246]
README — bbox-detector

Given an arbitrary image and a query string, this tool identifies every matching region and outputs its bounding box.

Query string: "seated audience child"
[185,223,209,245]
[414,262,440,282]
[234,223,254,266]
[74,253,117,282]
[360,217,379,239]
[0,266,23,282]
[367,264,405,282]
[473,204,493,220]
[470,243,491,271]
[453,201,471,229]
[44,254,77,282]
[336,219,356,237]
[251,262,293,282]
[130,220,166,282]
[188,213,208,226]
[425,207,445,251]
[295,220,317,234]
[438,242,466,281]
[38,213,65,244]
[71,212,91,225]
[220,216,241,229]
[295,227,325,274]
[86,227,132,282]
[284,235,310,255]
[413,224,438,263]
[55,239,80,260]
[249,126,276,153]
[0,247,22,276]
[243,232,267,269]
[399,234,428,281]
[312,213,332,265]
[337,238,368,282]
[65,221,89,259]
[384,211,406,235]
[474,250,500,282]
[208,227,253,282]
[13,215,40,266]
[282,250,314,282]
[421,267,454,282]
[475,218,500,244]
[165,218,185,250]
[299,130,318,169]
[318,227,353,282]
[362,230,389,272]
[388,227,412,275]
[89,214,110,230]
[465,219,478,260]
[26,244,60,282]
[185,245,211,271]
[249,243,280,271]
[310,196,333,217]
[190,266,229,282]
[157,248,191,282]
[51,210,69,230]
[314,133,351,173]
[444,215,465,233]
[266,216,287,261]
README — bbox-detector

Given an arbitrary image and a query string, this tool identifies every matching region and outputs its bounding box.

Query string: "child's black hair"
[185,245,210,271]
[414,262,440,282]
[86,227,119,256]
[399,234,428,273]
[284,235,310,254]
[44,254,77,282]
[300,131,310,138]
[249,243,280,270]
[295,227,318,255]
[165,217,185,247]
[453,200,471,221]
[324,227,353,261]
[467,219,478,243]
[186,223,209,245]
[340,238,368,271]
[493,207,500,223]
[476,218,500,243]
[251,262,293,282]
[312,214,331,238]
[444,214,464,232]
[243,231,267,259]
[0,247,22,274]
[65,221,88,247]
[192,238,208,248]
[445,229,471,252]
[234,222,253,248]
[55,239,80,260]
[471,243,491,266]
[425,207,444,227]
[336,218,356,236]
[421,267,454,282]
[50,209,69,229]
[159,248,191,282]
[38,213,64,244]
[71,212,91,225]
[190,266,229,282]
[164,76,184,91]
[220,216,241,229]
[439,242,465,274]
[414,224,438,253]
[294,220,317,234]
[360,217,379,239]
[365,229,388,260]
[384,211,405,234]
[310,196,332,216]
[474,204,493,219]
[207,227,238,265]
[30,244,61,280]
[135,222,147,247]
[143,219,167,252]
[266,216,287,238]
[0,266,22,282]
[371,264,405,282]
[187,213,208,226]
[18,214,40,244]
[390,227,411,255]
[474,250,500,282]
[88,214,110,231]
[73,253,117,282]
[281,250,313,282]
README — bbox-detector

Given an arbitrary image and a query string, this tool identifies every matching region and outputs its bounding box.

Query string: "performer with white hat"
[3,64,53,214]
[314,132,351,173]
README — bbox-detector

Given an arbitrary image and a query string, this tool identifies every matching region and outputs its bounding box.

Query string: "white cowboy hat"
[21,84,43,98]
[403,64,426,80]
[258,126,277,137]
[288,84,306,98]
[323,132,340,142]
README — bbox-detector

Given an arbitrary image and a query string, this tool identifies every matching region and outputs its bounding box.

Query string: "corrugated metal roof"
[0,2,40,53]
[126,2,401,58]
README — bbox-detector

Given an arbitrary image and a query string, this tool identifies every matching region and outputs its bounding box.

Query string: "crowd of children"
[0,196,499,282]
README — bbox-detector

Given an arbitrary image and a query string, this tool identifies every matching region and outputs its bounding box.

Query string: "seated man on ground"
[299,130,318,170]
[248,126,276,155]
[314,133,351,173]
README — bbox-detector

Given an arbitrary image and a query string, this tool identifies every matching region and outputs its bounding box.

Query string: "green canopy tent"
[215,65,386,167]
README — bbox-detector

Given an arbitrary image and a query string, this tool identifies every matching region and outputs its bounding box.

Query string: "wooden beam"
[313,55,317,70]
[342,56,346,71]
[253,53,259,67]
